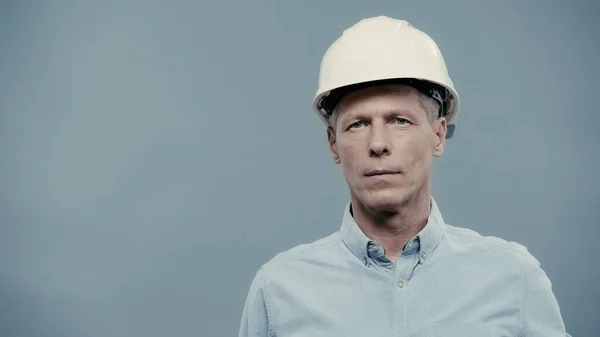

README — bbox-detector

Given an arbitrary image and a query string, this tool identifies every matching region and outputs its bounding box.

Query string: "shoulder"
[442,224,566,333]
[441,224,552,304]
[257,231,343,279]
[442,224,542,271]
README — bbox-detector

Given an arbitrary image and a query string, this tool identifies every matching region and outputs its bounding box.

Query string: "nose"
[369,123,391,157]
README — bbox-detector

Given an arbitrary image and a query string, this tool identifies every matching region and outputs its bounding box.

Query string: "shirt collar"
[340,197,446,264]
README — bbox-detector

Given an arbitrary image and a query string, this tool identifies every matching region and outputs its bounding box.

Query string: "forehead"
[336,84,423,117]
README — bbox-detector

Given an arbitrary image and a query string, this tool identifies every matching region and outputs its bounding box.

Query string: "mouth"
[364,169,400,177]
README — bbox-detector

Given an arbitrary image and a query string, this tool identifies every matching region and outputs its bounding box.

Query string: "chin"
[359,189,408,212]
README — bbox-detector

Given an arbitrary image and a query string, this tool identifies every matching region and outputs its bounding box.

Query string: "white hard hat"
[313,16,460,138]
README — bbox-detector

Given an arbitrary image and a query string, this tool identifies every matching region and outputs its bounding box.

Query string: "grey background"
[0,1,597,336]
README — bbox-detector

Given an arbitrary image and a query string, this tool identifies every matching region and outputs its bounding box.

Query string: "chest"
[267,262,521,337]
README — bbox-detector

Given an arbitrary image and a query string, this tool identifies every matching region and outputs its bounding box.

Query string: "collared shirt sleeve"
[520,251,569,336]
[238,267,271,337]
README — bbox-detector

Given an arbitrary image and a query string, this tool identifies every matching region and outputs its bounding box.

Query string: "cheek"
[398,138,433,171]
[337,142,366,181]
[337,140,361,166]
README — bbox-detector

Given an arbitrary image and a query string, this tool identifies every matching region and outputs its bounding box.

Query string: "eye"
[348,121,364,129]
[395,118,409,125]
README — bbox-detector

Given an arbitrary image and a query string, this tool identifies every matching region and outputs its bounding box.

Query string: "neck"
[350,187,431,263]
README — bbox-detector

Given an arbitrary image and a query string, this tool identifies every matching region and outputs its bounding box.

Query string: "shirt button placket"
[393,252,419,335]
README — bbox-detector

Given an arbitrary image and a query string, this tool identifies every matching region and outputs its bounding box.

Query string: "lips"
[364,169,400,177]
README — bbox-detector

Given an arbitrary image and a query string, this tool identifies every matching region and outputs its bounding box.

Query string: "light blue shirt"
[238,198,570,336]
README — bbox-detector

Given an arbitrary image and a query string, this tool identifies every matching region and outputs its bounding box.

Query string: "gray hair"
[329,91,440,130]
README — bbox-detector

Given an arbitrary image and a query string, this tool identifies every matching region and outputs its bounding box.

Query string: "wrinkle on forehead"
[335,85,423,121]
[338,84,420,111]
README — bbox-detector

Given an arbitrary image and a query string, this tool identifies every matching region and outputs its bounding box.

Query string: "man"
[239,16,570,336]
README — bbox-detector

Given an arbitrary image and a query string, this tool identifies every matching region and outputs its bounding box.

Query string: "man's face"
[327,84,447,212]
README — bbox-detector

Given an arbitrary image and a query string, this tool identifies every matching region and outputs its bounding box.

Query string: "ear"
[433,117,447,157]
[327,126,341,164]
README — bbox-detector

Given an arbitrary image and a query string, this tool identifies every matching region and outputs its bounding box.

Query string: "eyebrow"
[343,108,417,120]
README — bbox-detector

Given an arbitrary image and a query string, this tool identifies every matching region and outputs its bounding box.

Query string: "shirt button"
[373,243,380,251]
[397,280,405,288]
[421,251,427,259]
